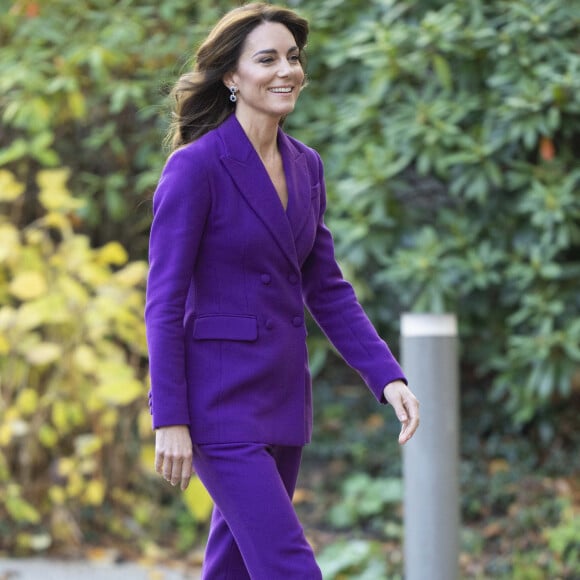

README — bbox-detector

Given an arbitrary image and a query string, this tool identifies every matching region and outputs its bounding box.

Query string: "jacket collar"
[218,114,310,270]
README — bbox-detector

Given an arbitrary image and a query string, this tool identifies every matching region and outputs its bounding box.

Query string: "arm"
[145,146,211,427]
[302,153,419,443]
[145,147,211,488]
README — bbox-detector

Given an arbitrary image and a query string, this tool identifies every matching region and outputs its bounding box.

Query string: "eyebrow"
[251,46,299,58]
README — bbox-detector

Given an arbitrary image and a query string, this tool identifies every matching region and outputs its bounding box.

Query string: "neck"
[235,110,281,161]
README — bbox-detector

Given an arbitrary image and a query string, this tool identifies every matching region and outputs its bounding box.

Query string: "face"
[225,21,305,122]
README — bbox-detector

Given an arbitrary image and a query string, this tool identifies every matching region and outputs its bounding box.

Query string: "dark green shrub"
[291,0,580,422]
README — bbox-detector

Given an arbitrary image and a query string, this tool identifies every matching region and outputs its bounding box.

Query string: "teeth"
[270,88,292,93]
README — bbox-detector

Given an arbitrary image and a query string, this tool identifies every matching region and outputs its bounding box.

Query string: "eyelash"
[260,55,301,64]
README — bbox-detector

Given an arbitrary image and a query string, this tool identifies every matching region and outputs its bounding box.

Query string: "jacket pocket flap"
[192,315,258,341]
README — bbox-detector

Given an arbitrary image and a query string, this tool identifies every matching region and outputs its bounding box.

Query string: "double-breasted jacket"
[145,113,405,445]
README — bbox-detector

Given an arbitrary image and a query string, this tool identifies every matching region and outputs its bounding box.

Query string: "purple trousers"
[192,442,322,579]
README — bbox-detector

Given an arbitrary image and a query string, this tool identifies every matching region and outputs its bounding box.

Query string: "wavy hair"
[165,2,309,151]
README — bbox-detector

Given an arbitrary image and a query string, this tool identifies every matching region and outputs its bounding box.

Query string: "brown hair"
[165,2,309,151]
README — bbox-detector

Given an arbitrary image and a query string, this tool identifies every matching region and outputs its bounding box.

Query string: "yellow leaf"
[52,401,70,434]
[49,485,66,505]
[39,189,85,213]
[6,495,41,524]
[0,423,12,446]
[66,472,84,497]
[67,401,86,428]
[4,407,19,422]
[14,302,47,331]
[79,457,98,477]
[9,271,48,301]
[0,170,25,202]
[39,424,59,448]
[95,378,143,406]
[36,168,70,193]
[98,241,128,266]
[73,344,98,373]
[16,532,52,551]
[68,91,86,119]
[0,307,17,329]
[26,342,62,366]
[138,408,154,439]
[37,168,84,212]
[16,388,39,415]
[0,333,10,355]
[183,476,213,522]
[23,229,45,246]
[16,295,70,331]
[58,276,90,306]
[83,479,105,506]
[0,223,20,263]
[57,457,75,478]
[78,262,110,286]
[43,211,71,231]
[140,444,156,474]
[100,408,118,430]
[74,433,101,457]
[114,261,148,287]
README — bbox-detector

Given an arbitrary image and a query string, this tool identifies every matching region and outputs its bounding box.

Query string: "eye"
[289,54,301,63]
[259,57,274,64]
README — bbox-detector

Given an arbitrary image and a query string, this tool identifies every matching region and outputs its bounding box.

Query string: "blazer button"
[288,273,298,285]
[292,316,302,327]
[261,273,271,285]
[265,319,274,330]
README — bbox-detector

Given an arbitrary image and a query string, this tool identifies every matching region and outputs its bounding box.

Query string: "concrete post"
[401,313,460,580]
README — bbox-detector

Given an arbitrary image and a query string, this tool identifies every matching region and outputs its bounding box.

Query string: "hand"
[383,380,420,445]
[155,425,193,491]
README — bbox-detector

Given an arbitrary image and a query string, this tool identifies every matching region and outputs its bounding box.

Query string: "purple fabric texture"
[193,443,322,579]
[145,113,406,445]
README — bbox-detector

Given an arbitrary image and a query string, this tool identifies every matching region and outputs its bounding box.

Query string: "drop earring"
[229,86,238,103]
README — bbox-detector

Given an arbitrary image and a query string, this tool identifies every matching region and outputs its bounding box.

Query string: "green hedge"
[290,0,580,422]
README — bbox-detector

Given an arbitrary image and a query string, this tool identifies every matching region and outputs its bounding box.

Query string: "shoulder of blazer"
[283,133,323,183]
[168,127,222,165]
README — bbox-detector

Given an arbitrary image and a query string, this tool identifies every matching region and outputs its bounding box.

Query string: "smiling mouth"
[268,87,293,94]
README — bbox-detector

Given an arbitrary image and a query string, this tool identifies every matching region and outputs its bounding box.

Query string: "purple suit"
[145,113,405,444]
[145,113,405,578]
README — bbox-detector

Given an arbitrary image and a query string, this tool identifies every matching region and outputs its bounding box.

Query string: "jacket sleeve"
[144,147,211,429]
[301,152,406,403]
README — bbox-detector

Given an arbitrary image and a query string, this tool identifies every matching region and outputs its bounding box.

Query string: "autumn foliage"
[0,170,212,555]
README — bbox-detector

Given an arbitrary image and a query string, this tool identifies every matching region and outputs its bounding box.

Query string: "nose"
[277,58,291,77]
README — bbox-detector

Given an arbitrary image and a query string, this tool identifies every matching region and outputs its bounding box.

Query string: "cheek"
[295,68,305,85]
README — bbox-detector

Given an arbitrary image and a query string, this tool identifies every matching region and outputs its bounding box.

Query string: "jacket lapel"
[279,131,310,240]
[218,115,310,270]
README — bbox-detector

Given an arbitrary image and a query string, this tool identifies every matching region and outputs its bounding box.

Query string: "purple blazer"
[145,113,406,445]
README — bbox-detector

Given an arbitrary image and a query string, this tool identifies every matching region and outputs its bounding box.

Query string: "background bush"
[290,0,580,423]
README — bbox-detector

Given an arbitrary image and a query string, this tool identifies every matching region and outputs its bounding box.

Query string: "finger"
[389,395,409,424]
[398,416,410,444]
[163,455,173,481]
[180,457,193,491]
[399,398,420,444]
[155,450,164,475]
[170,455,184,486]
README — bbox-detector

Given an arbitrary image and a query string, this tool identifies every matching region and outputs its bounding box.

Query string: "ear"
[222,71,237,90]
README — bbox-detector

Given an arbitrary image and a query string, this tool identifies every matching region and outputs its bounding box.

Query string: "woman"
[145,3,420,578]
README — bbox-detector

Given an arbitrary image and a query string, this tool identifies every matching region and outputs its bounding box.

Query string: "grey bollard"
[401,313,460,580]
